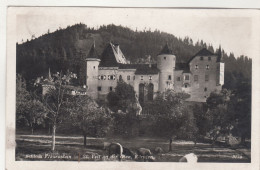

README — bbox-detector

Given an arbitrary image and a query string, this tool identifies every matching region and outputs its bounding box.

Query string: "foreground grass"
[15,134,251,162]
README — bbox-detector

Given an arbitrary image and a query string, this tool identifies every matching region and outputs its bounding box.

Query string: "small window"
[109,75,114,80]
[119,75,122,81]
[185,75,189,80]
[168,75,172,80]
[195,65,198,69]
[200,56,203,60]
[177,77,181,81]
[194,75,198,81]
[206,65,209,70]
[109,87,113,91]
[204,87,207,92]
[185,84,188,88]
[141,76,143,80]
[205,75,209,81]
[97,86,102,91]
[149,76,152,80]
[127,75,130,80]
[100,75,106,80]
[208,57,211,61]
[93,66,95,69]
[164,57,166,60]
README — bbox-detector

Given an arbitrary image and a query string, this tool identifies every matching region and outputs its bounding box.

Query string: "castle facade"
[86,43,224,103]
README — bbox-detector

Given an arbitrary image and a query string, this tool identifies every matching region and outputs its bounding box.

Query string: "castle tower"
[86,43,100,99]
[157,43,176,92]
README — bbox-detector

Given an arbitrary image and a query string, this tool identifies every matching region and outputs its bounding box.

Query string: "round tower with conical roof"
[157,43,176,92]
[86,43,100,99]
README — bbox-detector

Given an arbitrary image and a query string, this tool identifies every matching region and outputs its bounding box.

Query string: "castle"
[86,42,224,103]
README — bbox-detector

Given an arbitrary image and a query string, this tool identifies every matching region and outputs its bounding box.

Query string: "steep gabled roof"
[188,48,214,63]
[99,43,127,67]
[159,43,173,55]
[86,43,99,59]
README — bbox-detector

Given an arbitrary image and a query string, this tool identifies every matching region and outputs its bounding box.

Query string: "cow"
[154,147,163,154]
[136,148,155,162]
[108,143,123,161]
[108,143,136,161]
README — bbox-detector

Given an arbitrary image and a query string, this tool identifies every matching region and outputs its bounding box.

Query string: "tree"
[206,89,233,144]
[43,72,72,151]
[107,80,136,112]
[16,74,46,134]
[68,95,112,147]
[230,81,251,145]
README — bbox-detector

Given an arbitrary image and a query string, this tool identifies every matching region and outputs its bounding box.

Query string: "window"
[119,75,122,81]
[185,84,188,88]
[177,77,181,81]
[206,65,209,70]
[168,75,172,80]
[205,75,209,81]
[97,86,102,91]
[164,57,166,60]
[200,56,203,60]
[208,57,211,61]
[185,75,189,80]
[109,87,113,91]
[100,75,106,80]
[133,76,135,80]
[141,76,143,80]
[149,76,152,80]
[127,75,130,80]
[108,75,114,80]
[93,66,95,69]
[194,75,198,81]
[204,87,207,92]
[195,65,198,69]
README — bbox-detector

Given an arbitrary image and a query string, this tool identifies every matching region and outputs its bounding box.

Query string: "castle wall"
[173,70,183,92]
[188,55,222,102]
[97,68,119,97]
[133,74,159,100]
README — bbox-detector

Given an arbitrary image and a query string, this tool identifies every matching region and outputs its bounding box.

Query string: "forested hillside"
[16,23,252,90]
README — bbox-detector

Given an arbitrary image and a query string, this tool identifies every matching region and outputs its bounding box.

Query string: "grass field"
[15,134,251,162]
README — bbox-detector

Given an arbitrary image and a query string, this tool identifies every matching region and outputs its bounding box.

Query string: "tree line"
[16,23,251,92]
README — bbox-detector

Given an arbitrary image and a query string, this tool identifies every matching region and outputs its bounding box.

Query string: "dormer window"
[195,65,198,69]
[200,56,203,60]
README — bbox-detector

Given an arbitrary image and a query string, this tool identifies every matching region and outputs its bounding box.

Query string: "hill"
[16,23,252,90]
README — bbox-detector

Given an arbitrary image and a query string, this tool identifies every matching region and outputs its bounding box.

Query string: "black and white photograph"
[4,6,260,170]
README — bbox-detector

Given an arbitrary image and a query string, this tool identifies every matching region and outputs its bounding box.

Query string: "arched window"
[139,83,145,104]
[148,83,154,101]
